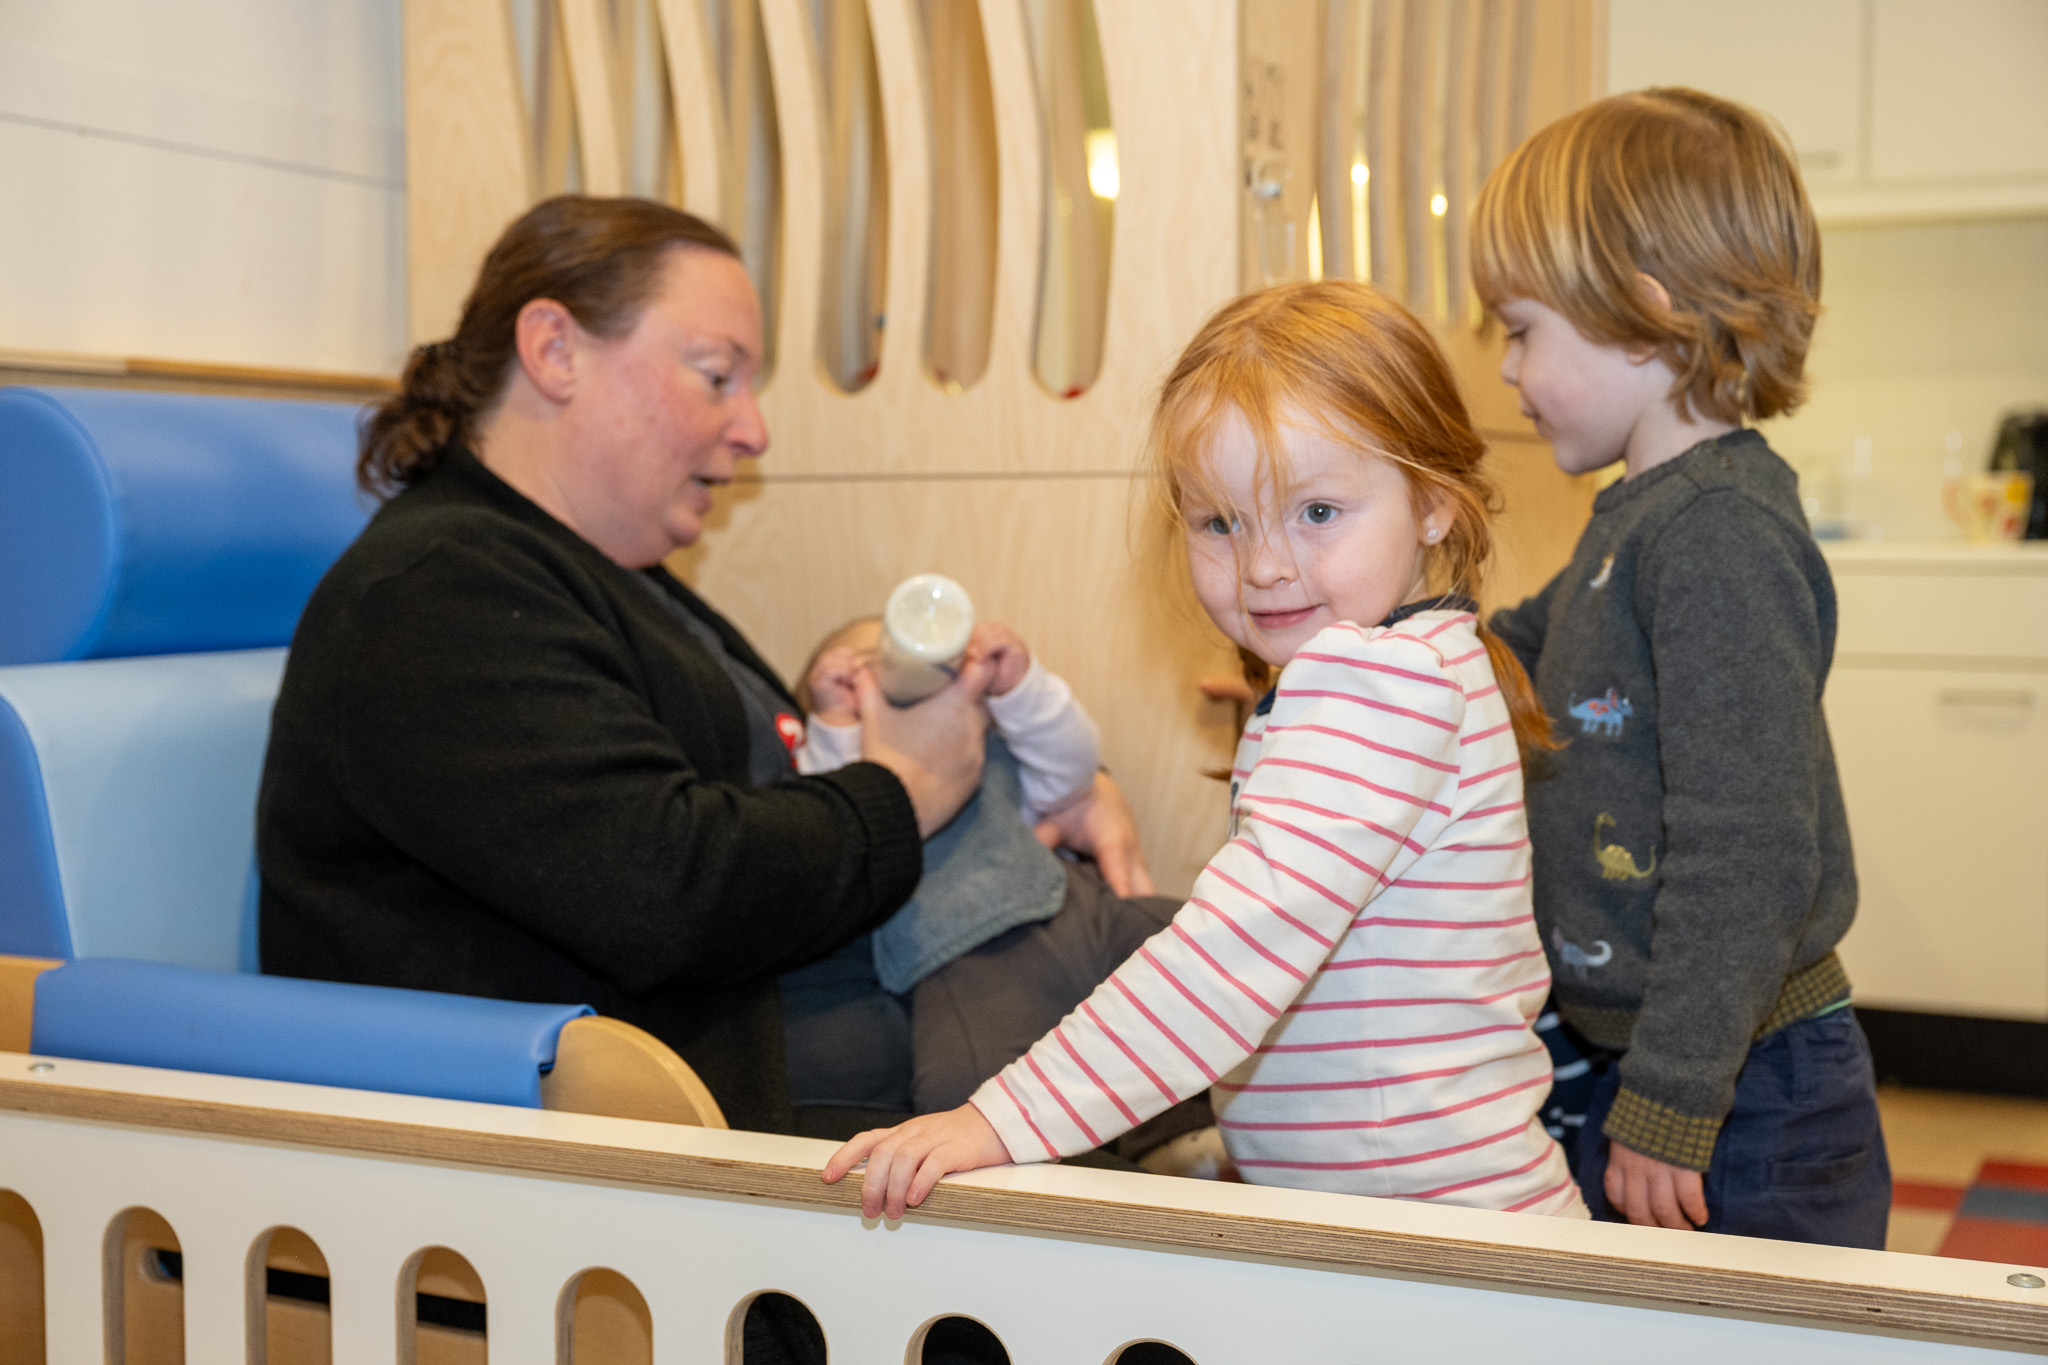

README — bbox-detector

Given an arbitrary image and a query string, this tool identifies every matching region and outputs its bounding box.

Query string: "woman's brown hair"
[1146,280,1557,764]
[1469,87,1820,425]
[360,195,740,495]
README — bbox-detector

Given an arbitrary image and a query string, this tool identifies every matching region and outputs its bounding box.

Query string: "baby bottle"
[875,573,975,705]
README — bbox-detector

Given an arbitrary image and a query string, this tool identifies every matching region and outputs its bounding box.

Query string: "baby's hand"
[820,1103,1013,1219]
[966,622,1032,697]
[805,646,864,726]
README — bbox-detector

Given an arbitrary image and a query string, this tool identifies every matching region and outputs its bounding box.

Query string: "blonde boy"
[1472,88,1888,1246]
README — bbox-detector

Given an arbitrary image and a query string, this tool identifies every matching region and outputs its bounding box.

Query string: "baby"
[781,615,1178,1121]
[794,618,1099,828]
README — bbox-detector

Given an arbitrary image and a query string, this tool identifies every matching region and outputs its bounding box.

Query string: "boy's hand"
[805,645,863,725]
[821,1103,1013,1220]
[966,622,1032,697]
[1605,1140,1709,1230]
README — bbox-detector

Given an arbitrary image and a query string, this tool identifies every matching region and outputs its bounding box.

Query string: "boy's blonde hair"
[1470,87,1820,425]
[1146,279,1556,761]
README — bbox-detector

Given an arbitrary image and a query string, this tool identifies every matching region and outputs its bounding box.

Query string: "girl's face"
[1183,408,1438,669]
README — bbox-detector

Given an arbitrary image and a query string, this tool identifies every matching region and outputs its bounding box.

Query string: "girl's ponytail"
[1478,624,1561,766]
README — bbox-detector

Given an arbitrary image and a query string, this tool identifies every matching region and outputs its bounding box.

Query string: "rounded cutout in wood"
[1109,1341,1197,1365]
[909,1313,1008,1365]
[104,1206,183,1365]
[728,1288,827,1363]
[0,1191,45,1365]
[248,1226,331,1365]
[557,1264,652,1365]
[398,1244,487,1360]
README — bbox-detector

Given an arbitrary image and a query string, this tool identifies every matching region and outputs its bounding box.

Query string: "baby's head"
[795,616,882,715]
[1144,279,1499,662]
[1470,87,1820,425]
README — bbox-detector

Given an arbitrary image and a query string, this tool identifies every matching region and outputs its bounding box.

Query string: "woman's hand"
[821,1104,1013,1219]
[857,658,992,837]
[1604,1140,1709,1229]
[1033,770,1157,896]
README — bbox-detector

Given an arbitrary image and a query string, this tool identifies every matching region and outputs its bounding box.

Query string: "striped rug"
[1895,1161,2048,1263]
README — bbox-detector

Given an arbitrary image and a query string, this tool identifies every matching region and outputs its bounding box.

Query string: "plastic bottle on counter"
[875,573,975,705]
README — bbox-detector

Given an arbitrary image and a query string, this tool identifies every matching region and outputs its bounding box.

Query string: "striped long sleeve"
[969,613,1582,1216]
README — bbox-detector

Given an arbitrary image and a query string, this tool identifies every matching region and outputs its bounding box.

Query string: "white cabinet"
[1824,544,2048,1019]
[1608,0,2048,222]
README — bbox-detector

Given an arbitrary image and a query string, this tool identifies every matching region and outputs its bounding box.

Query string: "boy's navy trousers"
[1564,1008,1892,1248]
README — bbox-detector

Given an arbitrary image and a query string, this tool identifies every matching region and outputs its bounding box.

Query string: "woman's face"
[570,247,767,565]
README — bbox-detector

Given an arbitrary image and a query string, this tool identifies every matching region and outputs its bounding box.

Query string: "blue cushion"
[0,387,371,664]
[32,958,594,1108]
[0,649,286,967]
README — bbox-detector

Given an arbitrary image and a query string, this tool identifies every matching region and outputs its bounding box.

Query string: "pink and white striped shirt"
[970,610,1586,1217]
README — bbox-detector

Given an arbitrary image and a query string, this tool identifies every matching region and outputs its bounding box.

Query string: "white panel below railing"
[0,1052,2043,1364]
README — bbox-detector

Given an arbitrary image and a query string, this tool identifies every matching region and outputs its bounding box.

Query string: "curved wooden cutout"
[727,1290,826,1365]
[249,1225,330,1365]
[924,0,998,390]
[399,1246,485,1365]
[865,0,932,399]
[655,0,728,218]
[0,1191,43,1365]
[910,1313,1009,1365]
[540,1015,729,1129]
[561,0,628,193]
[558,1266,652,1365]
[976,0,1046,386]
[1107,1342,1196,1365]
[106,1206,182,1365]
[757,0,827,388]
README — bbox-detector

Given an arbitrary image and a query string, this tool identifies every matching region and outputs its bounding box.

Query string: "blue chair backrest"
[0,650,287,965]
[0,386,371,664]
[0,385,370,965]
[32,958,592,1108]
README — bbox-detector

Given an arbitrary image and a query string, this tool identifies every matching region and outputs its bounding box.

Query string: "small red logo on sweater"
[775,713,806,754]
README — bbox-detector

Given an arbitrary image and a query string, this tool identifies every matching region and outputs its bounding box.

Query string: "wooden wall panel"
[404,0,533,344]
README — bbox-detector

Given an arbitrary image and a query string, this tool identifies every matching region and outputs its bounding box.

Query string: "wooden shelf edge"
[0,1075,2043,1350]
[0,349,397,403]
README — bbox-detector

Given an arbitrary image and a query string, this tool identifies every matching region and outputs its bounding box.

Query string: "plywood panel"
[405,0,533,344]
[746,0,1238,477]
[671,475,1242,896]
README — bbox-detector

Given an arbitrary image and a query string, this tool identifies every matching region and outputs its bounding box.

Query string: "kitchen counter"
[1821,540,2048,574]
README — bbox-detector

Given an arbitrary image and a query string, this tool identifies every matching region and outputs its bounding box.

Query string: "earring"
[1425,524,1441,543]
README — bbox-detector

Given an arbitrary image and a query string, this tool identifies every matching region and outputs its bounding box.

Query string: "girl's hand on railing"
[821,1103,1013,1219]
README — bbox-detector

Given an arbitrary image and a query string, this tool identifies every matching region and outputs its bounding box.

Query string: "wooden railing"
[1,1051,2043,1363]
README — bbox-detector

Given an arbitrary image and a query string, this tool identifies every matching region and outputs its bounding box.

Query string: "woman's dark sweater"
[257,450,923,1132]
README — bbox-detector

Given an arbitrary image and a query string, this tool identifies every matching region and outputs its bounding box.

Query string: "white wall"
[1761,216,2048,542]
[1608,0,2048,541]
[0,0,405,375]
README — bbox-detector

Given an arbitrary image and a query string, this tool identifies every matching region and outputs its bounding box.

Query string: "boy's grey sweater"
[1490,429,1857,1170]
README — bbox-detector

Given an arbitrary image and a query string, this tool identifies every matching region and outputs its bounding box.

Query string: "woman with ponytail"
[258,196,1003,1136]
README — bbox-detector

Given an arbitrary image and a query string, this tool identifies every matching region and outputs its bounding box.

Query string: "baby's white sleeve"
[986,659,1100,823]
[793,717,862,775]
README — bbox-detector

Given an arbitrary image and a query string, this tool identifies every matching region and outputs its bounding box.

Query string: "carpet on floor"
[1895,1159,2048,1264]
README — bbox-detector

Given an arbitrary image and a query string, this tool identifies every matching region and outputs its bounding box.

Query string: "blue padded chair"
[0,385,729,1132]
[32,958,592,1108]
[0,386,369,966]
